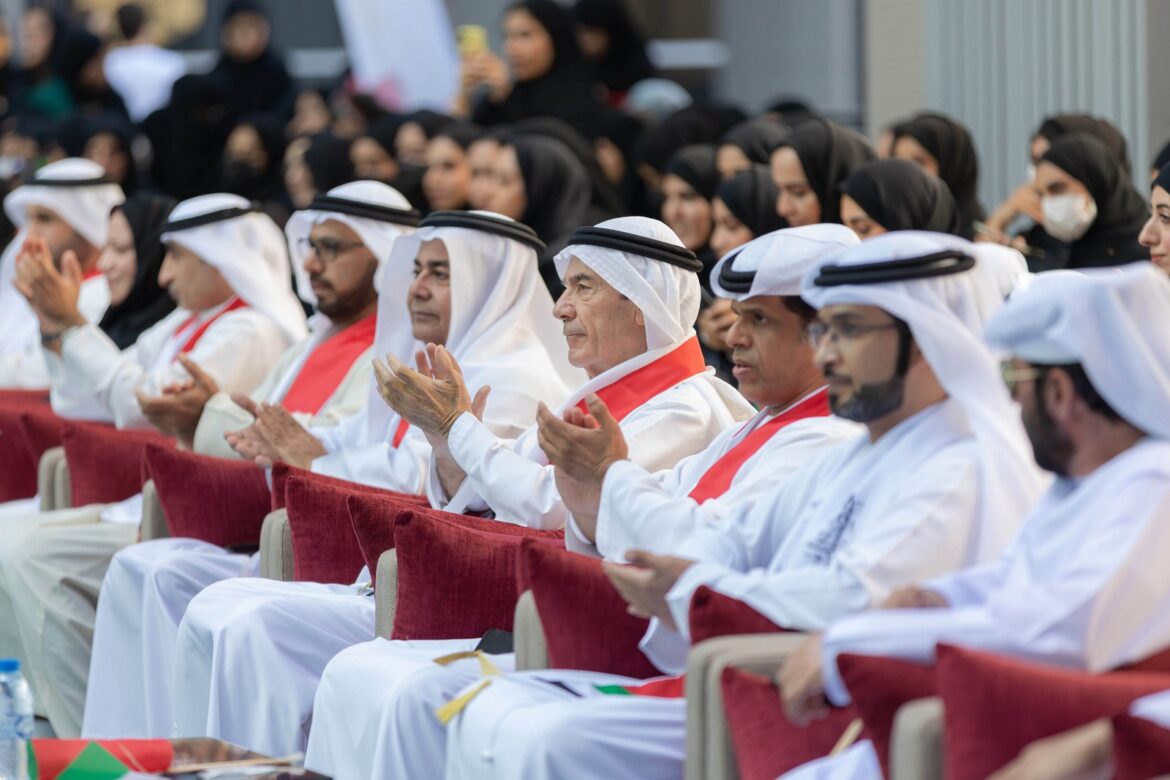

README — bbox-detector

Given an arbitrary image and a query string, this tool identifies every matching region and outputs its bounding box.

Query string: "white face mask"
[1041,193,1098,242]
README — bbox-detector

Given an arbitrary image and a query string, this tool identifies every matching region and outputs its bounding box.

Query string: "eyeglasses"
[1001,362,1043,394]
[802,319,901,348]
[298,237,364,264]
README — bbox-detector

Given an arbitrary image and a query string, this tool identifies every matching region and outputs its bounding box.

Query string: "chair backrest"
[144,445,270,547]
[517,541,660,678]
[389,511,562,641]
[61,423,173,507]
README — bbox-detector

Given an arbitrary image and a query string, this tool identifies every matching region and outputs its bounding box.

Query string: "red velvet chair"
[143,445,272,548]
[60,422,172,507]
[934,644,1170,780]
[1113,707,1170,780]
[386,511,562,641]
[0,401,50,501]
[516,542,660,678]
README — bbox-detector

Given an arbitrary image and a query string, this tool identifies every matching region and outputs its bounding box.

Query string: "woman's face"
[395,122,430,166]
[283,137,315,209]
[710,197,753,258]
[839,194,886,240]
[97,209,137,306]
[661,173,713,252]
[423,136,472,211]
[891,135,940,177]
[576,24,609,59]
[503,9,556,82]
[488,145,527,220]
[350,137,398,181]
[467,139,501,210]
[84,132,129,185]
[716,145,752,180]
[20,9,53,70]
[770,146,821,227]
[1139,185,1170,274]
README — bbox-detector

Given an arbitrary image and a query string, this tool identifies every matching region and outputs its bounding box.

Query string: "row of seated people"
[0,157,1168,779]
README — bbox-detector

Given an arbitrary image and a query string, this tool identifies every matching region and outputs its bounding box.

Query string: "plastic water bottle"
[0,659,32,780]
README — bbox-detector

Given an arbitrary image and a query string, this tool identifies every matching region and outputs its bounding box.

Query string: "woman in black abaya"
[838,159,963,239]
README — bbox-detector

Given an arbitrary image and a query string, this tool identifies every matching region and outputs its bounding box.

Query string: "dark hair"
[1036,363,1121,422]
[116,3,146,40]
[780,295,816,326]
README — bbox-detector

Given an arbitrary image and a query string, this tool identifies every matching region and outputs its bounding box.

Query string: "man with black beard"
[438,232,1046,780]
[775,264,1170,779]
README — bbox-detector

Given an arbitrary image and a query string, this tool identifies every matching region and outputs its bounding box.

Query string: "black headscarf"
[571,0,655,94]
[663,144,719,282]
[434,122,484,149]
[514,116,624,219]
[663,144,720,200]
[97,193,177,350]
[840,159,962,235]
[721,118,790,165]
[360,115,402,157]
[399,109,455,141]
[1039,133,1148,267]
[222,113,288,203]
[302,133,355,194]
[141,74,231,199]
[83,113,139,195]
[209,0,295,121]
[1035,114,1131,176]
[1153,162,1170,196]
[512,134,592,244]
[635,107,723,175]
[472,0,602,130]
[891,112,983,238]
[774,118,875,224]
[510,134,592,296]
[1152,139,1170,177]
[715,164,786,237]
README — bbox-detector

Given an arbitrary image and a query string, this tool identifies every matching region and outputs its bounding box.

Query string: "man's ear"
[1042,367,1076,423]
[633,307,645,328]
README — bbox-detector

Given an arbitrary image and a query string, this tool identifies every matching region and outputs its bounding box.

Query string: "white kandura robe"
[0,301,294,737]
[303,399,858,780]
[171,364,750,759]
[443,398,1016,780]
[47,300,291,428]
[82,318,375,740]
[780,438,1170,780]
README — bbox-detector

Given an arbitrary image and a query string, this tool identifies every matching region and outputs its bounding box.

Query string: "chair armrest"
[684,632,808,780]
[36,447,67,511]
[138,480,170,541]
[890,697,944,780]
[374,549,398,638]
[260,509,294,581]
[514,590,548,671]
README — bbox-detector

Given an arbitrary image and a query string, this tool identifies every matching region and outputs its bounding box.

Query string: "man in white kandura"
[439,232,1045,780]
[0,193,305,737]
[168,210,581,756]
[778,263,1170,779]
[0,158,124,389]
[304,223,865,780]
[82,181,420,740]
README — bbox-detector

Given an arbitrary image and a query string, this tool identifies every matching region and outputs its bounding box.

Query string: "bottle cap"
[0,659,19,673]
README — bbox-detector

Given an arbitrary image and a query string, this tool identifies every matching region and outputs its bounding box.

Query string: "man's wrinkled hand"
[372,343,489,437]
[535,394,628,484]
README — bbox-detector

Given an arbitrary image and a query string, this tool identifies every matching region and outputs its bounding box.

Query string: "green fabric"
[55,743,128,780]
[594,684,633,696]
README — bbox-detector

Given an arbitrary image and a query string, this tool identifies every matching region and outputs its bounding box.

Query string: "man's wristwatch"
[40,323,82,347]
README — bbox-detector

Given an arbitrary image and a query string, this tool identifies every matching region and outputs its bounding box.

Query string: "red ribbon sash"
[624,388,831,700]
[577,337,708,423]
[281,314,378,415]
[175,297,248,356]
[686,389,831,504]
